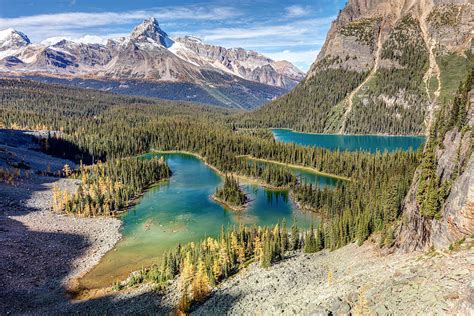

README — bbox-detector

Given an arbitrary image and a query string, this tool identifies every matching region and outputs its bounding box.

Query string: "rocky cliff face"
[397,74,473,252]
[0,18,303,109]
[248,0,472,135]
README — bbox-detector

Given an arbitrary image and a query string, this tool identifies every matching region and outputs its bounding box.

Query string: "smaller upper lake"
[272,129,425,152]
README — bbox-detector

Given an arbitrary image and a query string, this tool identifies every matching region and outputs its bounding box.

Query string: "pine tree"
[254,235,263,265]
[304,223,317,253]
[281,219,289,252]
[290,220,300,250]
[212,257,222,282]
[179,253,194,295]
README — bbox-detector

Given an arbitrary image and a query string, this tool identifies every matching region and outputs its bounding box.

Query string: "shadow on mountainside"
[0,212,170,314]
[189,293,243,315]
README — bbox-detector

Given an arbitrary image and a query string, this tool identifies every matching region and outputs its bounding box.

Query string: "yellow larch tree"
[192,257,210,302]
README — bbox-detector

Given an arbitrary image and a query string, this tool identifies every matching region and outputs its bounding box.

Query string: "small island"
[212,175,249,211]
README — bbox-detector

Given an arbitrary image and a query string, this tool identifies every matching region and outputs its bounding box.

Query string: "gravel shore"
[0,130,122,314]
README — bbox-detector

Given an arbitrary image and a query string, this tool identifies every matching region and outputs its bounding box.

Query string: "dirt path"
[339,21,384,134]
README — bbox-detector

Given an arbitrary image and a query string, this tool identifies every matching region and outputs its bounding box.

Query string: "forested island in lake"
[212,175,249,211]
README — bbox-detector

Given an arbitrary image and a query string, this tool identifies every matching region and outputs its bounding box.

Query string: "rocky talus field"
[193,241,473,315]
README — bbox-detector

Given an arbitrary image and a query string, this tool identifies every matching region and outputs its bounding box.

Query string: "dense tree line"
[0,79,415,182]
[52,157,170,216]
[292,148,417,248]
[214,175,247,208]
[235,68,368,133]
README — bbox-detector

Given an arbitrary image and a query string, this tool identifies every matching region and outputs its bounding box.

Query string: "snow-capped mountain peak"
[0,28,30,51]
[0,18,304,95]
[130,17,174,48]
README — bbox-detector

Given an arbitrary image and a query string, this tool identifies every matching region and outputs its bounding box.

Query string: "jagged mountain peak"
[130,17,174,48]
[0,28,31,51]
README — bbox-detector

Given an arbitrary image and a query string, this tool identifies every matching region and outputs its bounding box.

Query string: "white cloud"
[41,35,110,45]
[285,5,310,18]
[265,49,319,68]
[202,25,307,41]
[0,6,241,40]
[199,17,334,41]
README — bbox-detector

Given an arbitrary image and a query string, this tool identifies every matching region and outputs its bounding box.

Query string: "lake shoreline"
[237,155,351,182]
[151,150,292,190]
[271,128,427,138]
[76,150,319,297]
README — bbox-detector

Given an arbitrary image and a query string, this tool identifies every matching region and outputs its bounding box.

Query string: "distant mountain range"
[0,18,304,109]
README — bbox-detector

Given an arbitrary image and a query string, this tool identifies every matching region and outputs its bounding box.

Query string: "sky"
[0,0,347,71]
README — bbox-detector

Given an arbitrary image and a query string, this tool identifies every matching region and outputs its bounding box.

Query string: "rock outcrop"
[397,79,473,251]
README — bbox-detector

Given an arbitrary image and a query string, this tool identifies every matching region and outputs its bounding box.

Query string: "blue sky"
[0,0,346,71]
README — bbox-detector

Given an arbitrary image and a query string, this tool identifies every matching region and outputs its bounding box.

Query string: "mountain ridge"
[0,19,304,109]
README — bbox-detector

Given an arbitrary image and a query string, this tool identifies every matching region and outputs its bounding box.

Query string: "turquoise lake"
[80,153,326,289]
[272,129,425,152]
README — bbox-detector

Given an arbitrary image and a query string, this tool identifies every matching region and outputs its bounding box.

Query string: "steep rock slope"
[242,0,472,134]
[0,18,304,109]
[397,69,473,251]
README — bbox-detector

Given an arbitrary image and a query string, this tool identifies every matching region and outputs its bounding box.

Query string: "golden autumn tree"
[62,164,72,177]
[192,257,210,302]
[212,256,222,282]
[254,235,263,265]
[51,184,63,213]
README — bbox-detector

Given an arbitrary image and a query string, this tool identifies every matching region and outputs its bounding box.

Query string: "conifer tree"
[290,220,300,250]
[192,258,210,302]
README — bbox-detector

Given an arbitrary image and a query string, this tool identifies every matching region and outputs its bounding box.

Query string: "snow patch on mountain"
[0,28,30,50]
[168,41,201,67]
[0,17,304,90]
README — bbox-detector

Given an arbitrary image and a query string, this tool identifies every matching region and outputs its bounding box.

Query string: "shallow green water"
[272,129,425,152]
[80,153,324,289]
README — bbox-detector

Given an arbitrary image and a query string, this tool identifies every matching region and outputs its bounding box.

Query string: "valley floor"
[0,129,472,315]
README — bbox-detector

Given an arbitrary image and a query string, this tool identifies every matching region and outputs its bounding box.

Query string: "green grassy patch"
[437,53,471,105]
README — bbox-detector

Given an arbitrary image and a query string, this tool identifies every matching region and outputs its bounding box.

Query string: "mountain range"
[0,18,304,109]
